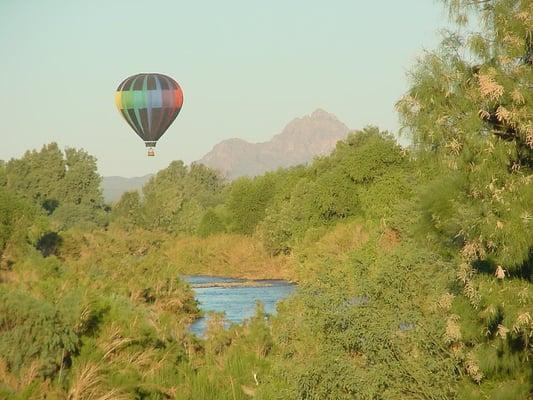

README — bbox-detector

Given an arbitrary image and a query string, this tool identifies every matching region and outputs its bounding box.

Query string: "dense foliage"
[396,1,533,397]
[2,143,107,230]
[0,1,531,398]
[111,161,223,235]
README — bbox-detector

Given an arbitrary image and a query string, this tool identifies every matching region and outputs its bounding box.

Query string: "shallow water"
[182,275,296,336]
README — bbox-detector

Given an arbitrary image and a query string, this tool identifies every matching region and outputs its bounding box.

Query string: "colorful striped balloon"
[115,73,183,149]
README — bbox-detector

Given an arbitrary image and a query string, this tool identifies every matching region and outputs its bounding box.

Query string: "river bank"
[184,274,296,288]
[191,280,278,288]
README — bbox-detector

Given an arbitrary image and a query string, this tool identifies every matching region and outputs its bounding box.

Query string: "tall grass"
[164,233,295,280]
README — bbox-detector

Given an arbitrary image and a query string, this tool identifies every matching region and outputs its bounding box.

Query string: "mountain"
[198,109,350,179]
[101,174,152,203]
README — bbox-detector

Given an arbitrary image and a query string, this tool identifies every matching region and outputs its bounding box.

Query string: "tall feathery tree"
[397,1,532,398]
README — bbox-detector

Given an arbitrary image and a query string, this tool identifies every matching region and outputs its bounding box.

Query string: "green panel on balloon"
[133,91,147,108]
[121,91,134,109]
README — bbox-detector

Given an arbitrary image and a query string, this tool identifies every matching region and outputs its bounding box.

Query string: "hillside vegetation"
[0,1,531,399]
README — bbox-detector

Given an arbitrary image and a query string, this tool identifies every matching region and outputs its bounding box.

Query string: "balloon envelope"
[115,73,183,147]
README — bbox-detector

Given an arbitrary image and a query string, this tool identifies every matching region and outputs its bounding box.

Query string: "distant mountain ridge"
[101,174,152,203]
[198,109,350,179]
[102,109,350,202]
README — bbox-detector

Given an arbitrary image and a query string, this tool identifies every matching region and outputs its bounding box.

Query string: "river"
[182,275,296,336]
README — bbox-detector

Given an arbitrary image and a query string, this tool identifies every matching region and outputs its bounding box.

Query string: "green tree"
[0,188,47,266]
[197,208,227,237]
[259,177,320,255]
[5,143,65,211]
[226,174,278,234]
[397,0,532,270]
[397,1,532,397]
[52,148,106,230]
[0,189,26,259]
[259,127,407,254]
[4,144,107,230]
[111,191,143,230]
[61,148,103,207]
[141,161,224,233]
[0,161,6,187]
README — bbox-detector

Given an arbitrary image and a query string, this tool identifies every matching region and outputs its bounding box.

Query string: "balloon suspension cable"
[147,147,155,157]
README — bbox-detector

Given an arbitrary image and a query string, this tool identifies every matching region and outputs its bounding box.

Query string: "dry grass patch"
[164,234,294,280]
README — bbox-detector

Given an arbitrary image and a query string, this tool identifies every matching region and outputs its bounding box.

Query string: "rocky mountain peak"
[198,109,350,179]
[310,108,338,120]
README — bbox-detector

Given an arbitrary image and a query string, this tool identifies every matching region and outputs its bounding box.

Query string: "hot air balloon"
[115,73,183,156]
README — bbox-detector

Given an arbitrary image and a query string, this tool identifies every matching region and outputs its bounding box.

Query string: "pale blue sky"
[0,0,446,177]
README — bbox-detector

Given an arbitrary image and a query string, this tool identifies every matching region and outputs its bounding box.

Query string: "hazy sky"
[0,0,446,177]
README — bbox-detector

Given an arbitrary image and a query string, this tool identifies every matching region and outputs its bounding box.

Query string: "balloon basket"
[147,148,155,157]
